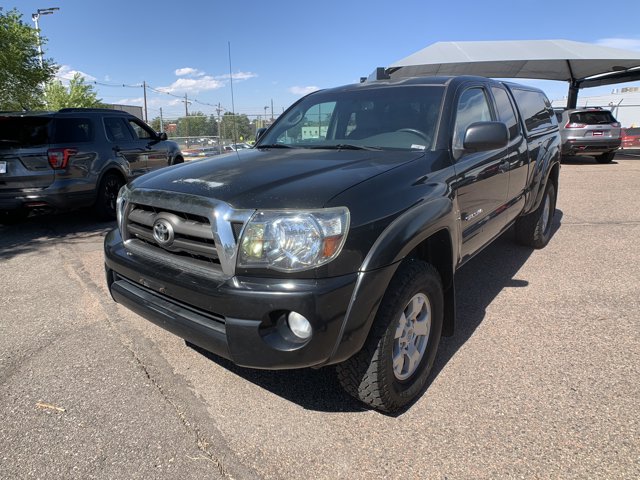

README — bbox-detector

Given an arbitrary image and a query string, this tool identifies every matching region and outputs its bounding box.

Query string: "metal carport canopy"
[385,40,640,107]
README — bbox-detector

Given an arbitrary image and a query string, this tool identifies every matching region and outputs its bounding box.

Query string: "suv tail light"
[611,122,621,128]
[48,148,77,169]
[565,122,586,128]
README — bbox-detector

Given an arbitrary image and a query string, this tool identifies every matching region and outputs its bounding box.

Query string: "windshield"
[258,85,444,151]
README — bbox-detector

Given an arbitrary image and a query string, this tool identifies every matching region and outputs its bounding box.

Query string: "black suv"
[0,108,183,223]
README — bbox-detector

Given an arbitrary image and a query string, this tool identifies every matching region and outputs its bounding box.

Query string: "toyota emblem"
[153,219,174,247]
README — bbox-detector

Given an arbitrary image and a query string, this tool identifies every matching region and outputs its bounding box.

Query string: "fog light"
[287,312,312,340]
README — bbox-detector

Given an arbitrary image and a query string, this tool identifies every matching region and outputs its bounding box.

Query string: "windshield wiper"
[256,143,294,149]
[308,144,381,151]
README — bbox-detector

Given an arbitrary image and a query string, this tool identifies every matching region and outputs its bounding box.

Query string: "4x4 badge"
[153,219,174,247]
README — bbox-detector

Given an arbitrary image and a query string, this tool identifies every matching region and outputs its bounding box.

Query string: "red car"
[621,127,640,149]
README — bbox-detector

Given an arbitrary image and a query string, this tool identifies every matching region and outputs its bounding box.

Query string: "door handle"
[499,160,510,173]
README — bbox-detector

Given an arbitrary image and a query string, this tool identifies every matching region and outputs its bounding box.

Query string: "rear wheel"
[336,259,443,413]
[170,155,184,166]
[95,172,124,220]
[596,151,615,163]
[515,181,556,249]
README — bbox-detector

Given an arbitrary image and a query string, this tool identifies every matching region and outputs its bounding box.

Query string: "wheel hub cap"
[392,293,431,381]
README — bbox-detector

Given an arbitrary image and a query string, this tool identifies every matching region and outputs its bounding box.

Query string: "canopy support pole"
[566,60,579,109]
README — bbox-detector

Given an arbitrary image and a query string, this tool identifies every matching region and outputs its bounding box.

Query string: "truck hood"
[131,148,424,209]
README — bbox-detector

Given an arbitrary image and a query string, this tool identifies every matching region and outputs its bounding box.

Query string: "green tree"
[44,72,104,110]
[0,8,56,110]
[220,112,252,143]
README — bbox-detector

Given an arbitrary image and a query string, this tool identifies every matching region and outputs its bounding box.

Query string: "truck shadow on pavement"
[0,210,115,261]
[191,210,564,415]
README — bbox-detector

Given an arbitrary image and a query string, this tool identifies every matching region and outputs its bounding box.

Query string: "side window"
[53,118,93,143]
[128,119,154,140]
[453,88,492,152]
[491,87,519,140]
[104,117,134,142]
[511,89,555,134]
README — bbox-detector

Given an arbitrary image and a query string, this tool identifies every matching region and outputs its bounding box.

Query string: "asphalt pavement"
[1,154,638,479]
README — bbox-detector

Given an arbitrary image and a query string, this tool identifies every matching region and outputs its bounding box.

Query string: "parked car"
[0,108,183,223]
[104,75,561,413]
[555,107,621,163]
[621,127,640,150]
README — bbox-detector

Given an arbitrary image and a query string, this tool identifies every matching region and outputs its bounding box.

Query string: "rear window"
[52,118,93,143]
[0,116,52,149]
[510,88,556,134]
[570,111,617,125]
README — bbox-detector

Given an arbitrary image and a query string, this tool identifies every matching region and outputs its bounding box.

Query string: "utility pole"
[31,7,59,68]
[143,81,148,123]
[159,107,164,132]
[182,93,191,145]
[216,103,223,154]
[264,106,269,125]
[271,99,274,121]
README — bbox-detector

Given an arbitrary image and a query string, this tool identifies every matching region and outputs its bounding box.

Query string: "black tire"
[515,181,556,249]
[95,172,124,220]
[171,155,184,166]
[0,209,29,225]
[596,151,615,163]
[336,259,443,413]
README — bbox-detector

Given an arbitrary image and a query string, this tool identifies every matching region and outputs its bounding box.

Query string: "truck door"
[491,86,529,225]
[103,117,147,177]
[452,86,510,261]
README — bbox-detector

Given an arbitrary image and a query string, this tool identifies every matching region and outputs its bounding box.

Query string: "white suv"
[555,108,621,163]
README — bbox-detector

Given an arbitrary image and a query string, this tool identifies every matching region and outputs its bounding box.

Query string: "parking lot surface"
[1,155,638,479]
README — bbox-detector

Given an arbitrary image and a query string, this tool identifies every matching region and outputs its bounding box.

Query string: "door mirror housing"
[256,128,267,142]
[157,132,168,141]
[463,122,508,152]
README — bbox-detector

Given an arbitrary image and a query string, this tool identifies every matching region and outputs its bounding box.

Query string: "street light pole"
[31,7,59,68]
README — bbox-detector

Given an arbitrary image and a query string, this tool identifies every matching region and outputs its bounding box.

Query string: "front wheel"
[515,181,556,249]
[336,259,443,413]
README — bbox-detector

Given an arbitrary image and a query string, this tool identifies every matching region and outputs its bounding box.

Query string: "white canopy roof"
[388,40,640,86]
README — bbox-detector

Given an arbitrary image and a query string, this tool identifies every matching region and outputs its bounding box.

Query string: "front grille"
[126,203,220,264]
[120,189,254,279]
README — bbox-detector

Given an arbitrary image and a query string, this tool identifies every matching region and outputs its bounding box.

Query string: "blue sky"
[8,0,640,121]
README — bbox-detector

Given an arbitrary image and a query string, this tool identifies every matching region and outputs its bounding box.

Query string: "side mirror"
[256,128,267,142]
[158,132,168,141]
[463,122,508,152]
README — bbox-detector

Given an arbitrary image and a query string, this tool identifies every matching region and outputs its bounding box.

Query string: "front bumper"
[104,229,396,369]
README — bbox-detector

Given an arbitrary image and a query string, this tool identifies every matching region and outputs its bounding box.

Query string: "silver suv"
[555,108,621,163]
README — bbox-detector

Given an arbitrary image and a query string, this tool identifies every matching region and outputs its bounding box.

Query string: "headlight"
[238,207,350,272]
[116,184,129,233]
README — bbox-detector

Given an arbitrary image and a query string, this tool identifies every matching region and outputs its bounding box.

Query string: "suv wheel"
[596,151,616,163]
[95,172,124,220]
[515,181,556,249]
[171,155,184,166]
[336,259,443,413]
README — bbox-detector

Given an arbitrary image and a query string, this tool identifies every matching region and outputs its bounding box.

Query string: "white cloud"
[175,67,204,77]
[157,76,225,94]
[289,85,319,96]
[56,65,97,83]
[215,71,258,81]
[596,38,640,51]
